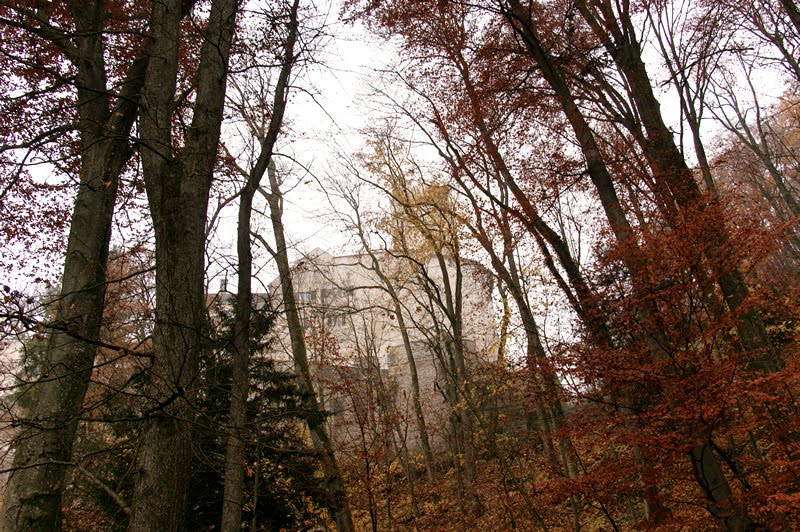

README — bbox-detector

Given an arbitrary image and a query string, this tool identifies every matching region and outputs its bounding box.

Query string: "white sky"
[207,0,794,293]
[208,7,400,292]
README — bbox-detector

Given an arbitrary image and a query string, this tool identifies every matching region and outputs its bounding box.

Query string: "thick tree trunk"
[690,444,752,531]
[1,3,149,527]
[3,109,133,531]
[127,0,237,528]
[127,167,210,531]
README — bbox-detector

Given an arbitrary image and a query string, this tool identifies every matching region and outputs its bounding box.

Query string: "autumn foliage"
[1,0,799,529]
[330,0,800,529]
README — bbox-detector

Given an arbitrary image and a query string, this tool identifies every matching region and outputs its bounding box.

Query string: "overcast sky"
[208,5,400,291]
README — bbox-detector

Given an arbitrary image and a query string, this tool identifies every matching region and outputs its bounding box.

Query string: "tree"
[1,1,156,527]
[350,1,657,522]
[58,247,154,529]
[354,130,489,519]
[219,1,300,528]
[2,246,154,529]
[126,0,239,527]
[348,0,800,527]
[306,309,401,531]
[188,296,329,531]
[725,0,800,83]
[258,162,355,530]
[645,0,733,193]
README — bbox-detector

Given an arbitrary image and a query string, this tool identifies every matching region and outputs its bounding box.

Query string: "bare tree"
[257,161,355,531]
[218,1,300,529]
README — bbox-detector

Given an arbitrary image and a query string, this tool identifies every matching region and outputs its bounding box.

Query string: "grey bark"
[646,4,720,194]
[126,0,238,528]
[447,51,614,349]
[415,249,480,510]
[263,164,354,531]
[385,291,436,480]
[220,1,299,528]
[436,251,474,476]
[1,2,152,528]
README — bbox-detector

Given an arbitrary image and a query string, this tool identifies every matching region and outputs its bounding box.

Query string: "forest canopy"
[1,0,799,530]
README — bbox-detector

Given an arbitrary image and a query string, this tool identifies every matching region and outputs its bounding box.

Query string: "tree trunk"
[576,0,773,367]
[220,2,298,529]
[780,0,800,47]
[265,163,354,532]
[220,183,253,531]
[449,51,613,349]
[502,1,738,524]
[2,3,150,527]
[690,444,753,531]
[433,252,482,512]
[127,0,237,528]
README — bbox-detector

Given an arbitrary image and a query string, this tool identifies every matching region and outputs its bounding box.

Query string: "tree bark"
[264,163,354,531]
[220,2,299,528]
[447,50,613,349]
[2,2,151,527]
[575,0,773,367]
[781,0,800,38]
[420,251,481,511]
[501,1,738,524]
[127,0,238,528]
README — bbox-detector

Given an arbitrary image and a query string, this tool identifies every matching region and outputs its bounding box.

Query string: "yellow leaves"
[357,120,468,257]
[766,322,791,335]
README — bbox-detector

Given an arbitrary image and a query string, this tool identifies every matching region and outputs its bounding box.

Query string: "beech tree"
[349,0,800,528]
[305,303,409,531]
[645,0,731,193]
[126,0,239,527]
[3,0,800,527]
[355,134,488,519]
[0,1,156,527]
[56,247,154,528]
[350,3,657,522]
[725,0,800,82]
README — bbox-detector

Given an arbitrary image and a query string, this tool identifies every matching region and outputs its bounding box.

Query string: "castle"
[262,248,498,451]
